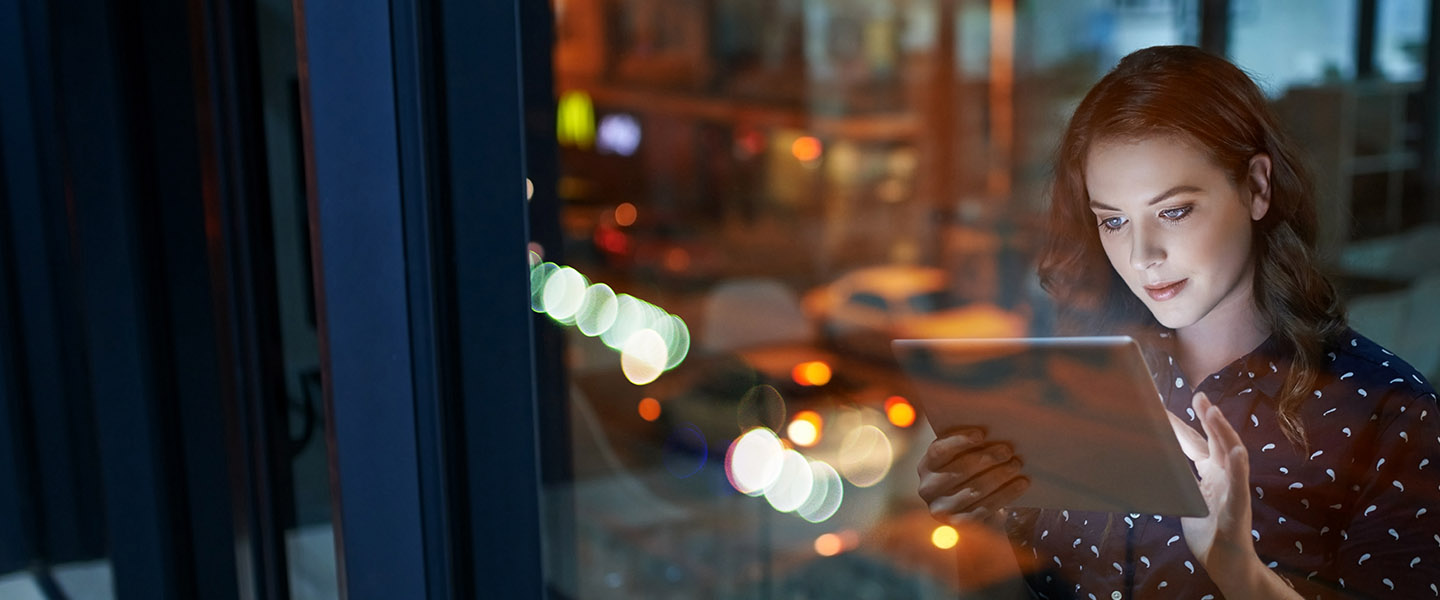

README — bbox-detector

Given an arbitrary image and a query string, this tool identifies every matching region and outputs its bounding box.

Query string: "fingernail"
[990,444,1012,461]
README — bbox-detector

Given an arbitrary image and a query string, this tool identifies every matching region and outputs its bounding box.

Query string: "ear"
[1246,153,1272,221]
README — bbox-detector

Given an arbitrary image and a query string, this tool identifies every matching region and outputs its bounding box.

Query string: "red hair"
[1037,46,1346,448]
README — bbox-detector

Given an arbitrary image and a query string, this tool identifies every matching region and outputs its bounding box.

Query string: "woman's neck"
[1174,306,1271,385]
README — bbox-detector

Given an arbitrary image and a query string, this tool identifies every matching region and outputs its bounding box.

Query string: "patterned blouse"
[1008,328,1440,599]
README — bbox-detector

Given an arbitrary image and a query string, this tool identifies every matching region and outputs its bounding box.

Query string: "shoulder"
[1322,328,1435,402]
[1288,329,1437,437]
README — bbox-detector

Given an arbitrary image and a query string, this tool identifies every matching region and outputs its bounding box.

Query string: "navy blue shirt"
[1009,329,1440,599]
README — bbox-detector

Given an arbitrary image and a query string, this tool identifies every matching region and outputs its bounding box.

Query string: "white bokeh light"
[529,262,559,313]
[575,283,619,336]
[726,428,784,496]
[661,314,690,370]
[620,328,668,385]
[541,266,587,321]
[797,460,844,523]
[763,449,814,513]
[837,425,893,488]
[600,294,645,350]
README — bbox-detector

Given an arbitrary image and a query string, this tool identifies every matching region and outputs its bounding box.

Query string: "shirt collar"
[1155,332,1292,400]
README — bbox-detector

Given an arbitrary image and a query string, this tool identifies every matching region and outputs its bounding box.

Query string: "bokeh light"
[575,283,619,336]
[735,128,766,158]
[596,113,641,156]
[837,425,894,488]
[525,178,534,200]
[663,247,690,272]
[814,533,843,557]
[614,202,637,226]
[797,459,843,523]
[620,329,669,385]
[529,262,559,313]
[660,315,690,370]
[541,266,588,322]
[738,385,786,433]
[932,525,959,550]
[638,397,661,422]
[600,294,645,350]
[791,136,822,162]
[726,428,784,495]
[884,396,916,428]
[790,361,832,386]
[787,410,823,447]
[556,91,595,149]
[526,261,690,382]
[762,449,814,513]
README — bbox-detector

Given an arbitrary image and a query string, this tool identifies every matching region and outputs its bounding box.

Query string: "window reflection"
[540,0,1437,596]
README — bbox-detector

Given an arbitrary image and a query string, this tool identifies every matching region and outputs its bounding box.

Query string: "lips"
[1144,279,1187,301]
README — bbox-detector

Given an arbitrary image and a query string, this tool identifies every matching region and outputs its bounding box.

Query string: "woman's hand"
[1176,392,1255,568]
[1174,393,1300,599]
[917,428,1030,530]
[919,428,1032,599]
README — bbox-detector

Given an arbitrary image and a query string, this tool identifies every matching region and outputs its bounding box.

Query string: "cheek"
[1097,237,1131,279]
[1191,216,1253,267]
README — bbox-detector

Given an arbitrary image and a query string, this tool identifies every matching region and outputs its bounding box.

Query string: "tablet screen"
[893,336,1207,517]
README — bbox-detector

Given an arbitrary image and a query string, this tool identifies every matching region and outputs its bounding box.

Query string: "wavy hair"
[1036,46,1347,448]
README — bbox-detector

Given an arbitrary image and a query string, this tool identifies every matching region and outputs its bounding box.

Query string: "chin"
[1146,305,1200,331]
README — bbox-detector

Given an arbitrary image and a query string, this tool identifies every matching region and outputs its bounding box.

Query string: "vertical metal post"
[1357,0,1378,79]
[295,0,429,597]
[435,0,546,596]
[1199,0,1231,56]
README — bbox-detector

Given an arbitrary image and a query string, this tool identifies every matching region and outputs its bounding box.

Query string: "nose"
[1129,223,1165,271]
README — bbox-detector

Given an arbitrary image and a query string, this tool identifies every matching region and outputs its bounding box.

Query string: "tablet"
[893,336,1207,517]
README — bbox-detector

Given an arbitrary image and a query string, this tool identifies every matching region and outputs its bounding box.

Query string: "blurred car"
[802,265,1029,360]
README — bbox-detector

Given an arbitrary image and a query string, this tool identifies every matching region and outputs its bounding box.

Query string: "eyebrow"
[1089,185,1203,212]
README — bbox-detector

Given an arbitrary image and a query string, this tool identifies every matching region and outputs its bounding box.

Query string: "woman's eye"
[1098,216,1127,231]
[1160,206,1193,220]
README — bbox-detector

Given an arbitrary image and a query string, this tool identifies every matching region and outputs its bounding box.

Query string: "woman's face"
[1084,136,1271,334]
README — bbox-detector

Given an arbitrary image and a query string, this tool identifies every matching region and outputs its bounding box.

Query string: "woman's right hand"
[917,428,1030,529]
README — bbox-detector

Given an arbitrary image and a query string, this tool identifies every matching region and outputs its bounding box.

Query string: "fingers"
[1168,409,1209,461]
[1193,393,1224,461]
[951,478,1031,528]
[925,459,1030,525]
[919,428,987,475]
[917,441,1017,502]
[1193,393,1247,461]
[1192,392,1251,498]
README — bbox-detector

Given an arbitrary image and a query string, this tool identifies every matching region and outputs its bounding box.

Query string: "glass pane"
[1230,0,1357,92]
[535,0,1440,597]
[1377,0,1429,82]
[255,0,339,596]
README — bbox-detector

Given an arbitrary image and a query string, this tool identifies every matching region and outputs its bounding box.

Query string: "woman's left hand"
[1173,392,1257,571]
[1171,392,1304,600]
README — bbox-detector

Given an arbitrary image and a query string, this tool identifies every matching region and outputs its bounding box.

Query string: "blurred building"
[0,0,1436,599]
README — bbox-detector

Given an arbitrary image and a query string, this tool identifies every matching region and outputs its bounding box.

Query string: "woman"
[918,46,1440,599]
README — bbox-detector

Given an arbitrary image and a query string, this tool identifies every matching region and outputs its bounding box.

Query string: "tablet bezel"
[893,336,1208,517]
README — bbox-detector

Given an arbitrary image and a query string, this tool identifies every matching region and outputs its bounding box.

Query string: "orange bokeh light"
[814,533,843,556]
[788,410,823,446]
[932,525,959,549]
[791,361,832,387]
[791,136,822,162]
[614,202,637,226]
[663,247,691,272]
[638,397,662,422]
[884,396,916,428]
